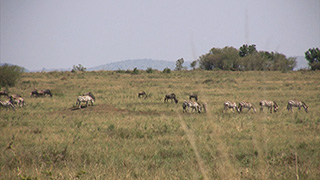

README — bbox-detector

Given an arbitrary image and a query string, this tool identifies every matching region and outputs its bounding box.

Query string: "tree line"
[193,44,297,71]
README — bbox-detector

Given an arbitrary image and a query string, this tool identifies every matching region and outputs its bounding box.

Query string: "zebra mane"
[301,101,308,107]
[273,101,278,106]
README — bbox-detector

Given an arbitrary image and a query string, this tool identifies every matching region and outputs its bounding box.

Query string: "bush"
[162,68,171,73]
[146,67,154,73]
[132,67,139,74]
[0,64,24,88]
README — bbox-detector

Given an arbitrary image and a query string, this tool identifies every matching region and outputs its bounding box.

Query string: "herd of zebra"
[139,91,309,114]
[0,89,309,114]
[224,100,308,113]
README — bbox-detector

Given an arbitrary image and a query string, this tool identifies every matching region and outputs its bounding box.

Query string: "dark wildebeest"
[83,92,95,101]
[0,90,8,97]
[164,93,178,104]
[189,94,198,101]
[138,91,147,99]
[30,89,53,97]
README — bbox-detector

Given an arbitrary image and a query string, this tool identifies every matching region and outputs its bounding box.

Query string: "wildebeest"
[0,100,15,111]
[30,89,53,97]
[238,101,256,113]
[259,100,279,113]
[0,90,8,97]
[287,100,308,113]
[83,92,95,101]
[224,101,239,113]
[138,91,147,99]
[189,94,198,101]
[164,93,178,104]
[76,95,94,109]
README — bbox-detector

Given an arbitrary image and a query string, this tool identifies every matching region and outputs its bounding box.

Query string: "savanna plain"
[1,70,320,179]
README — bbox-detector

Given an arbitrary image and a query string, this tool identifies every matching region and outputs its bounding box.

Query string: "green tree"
[305,48,320,70]
[162,67,171,73]
[0,64,24,88]
[239,44,257,57]
[190,60,197,70]
[199,46,240,70]
[175,58,185,70]
[199,45,296,71]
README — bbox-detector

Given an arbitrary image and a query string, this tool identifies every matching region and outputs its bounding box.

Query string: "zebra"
[190,101,202,113]
[224,101,239,113]
[189,94,198,101]
[259,100,279,113]
[138,91,147,99]
[238,102,256,113]
[287,100,308,113]
[76,95,94,109]
[182,100,202,113]
[164,93,178,104]
[182,100,191,113]
[0,100,15,111]
[83,92,95,101]
[10,96,25,108]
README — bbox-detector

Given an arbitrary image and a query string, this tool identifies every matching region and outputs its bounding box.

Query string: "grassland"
[1,70,320,179]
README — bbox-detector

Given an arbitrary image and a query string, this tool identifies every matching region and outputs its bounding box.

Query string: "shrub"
[132,67,139,74]
[162,68,171,73]
[146,67,154,73]
[0,64,24,88]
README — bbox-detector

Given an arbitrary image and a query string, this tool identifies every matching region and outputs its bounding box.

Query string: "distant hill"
[294,56,309,70]
[88,59,189,71]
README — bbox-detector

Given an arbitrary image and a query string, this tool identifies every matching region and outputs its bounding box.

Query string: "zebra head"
[301,101,308,113]
[273,101,279,112]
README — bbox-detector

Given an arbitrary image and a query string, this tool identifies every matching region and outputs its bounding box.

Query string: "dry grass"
[1,70,320,179]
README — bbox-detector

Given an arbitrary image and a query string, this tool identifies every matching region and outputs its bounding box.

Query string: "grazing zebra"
[83,92,95,101]
[189,94,198,101]
[76,95,94,109]
[287,100,308,113]
[238,102,256,113]
[259,100,278,113]
[182,100,201,113]
[138,91,147,99]
[224,101,239,113]
[182,100,190,113]
[164,93,178,104]
[0,100,15,111]
[10,96,25,108]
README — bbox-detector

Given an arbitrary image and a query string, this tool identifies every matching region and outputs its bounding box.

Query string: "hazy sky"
[1,0,319,70]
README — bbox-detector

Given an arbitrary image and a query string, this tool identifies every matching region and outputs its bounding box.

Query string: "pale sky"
[1,0,319,70]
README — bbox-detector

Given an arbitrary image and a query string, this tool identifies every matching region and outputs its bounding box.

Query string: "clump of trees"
[305,48,320,70]
[198,44,296,71]
[0,64,24,88]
